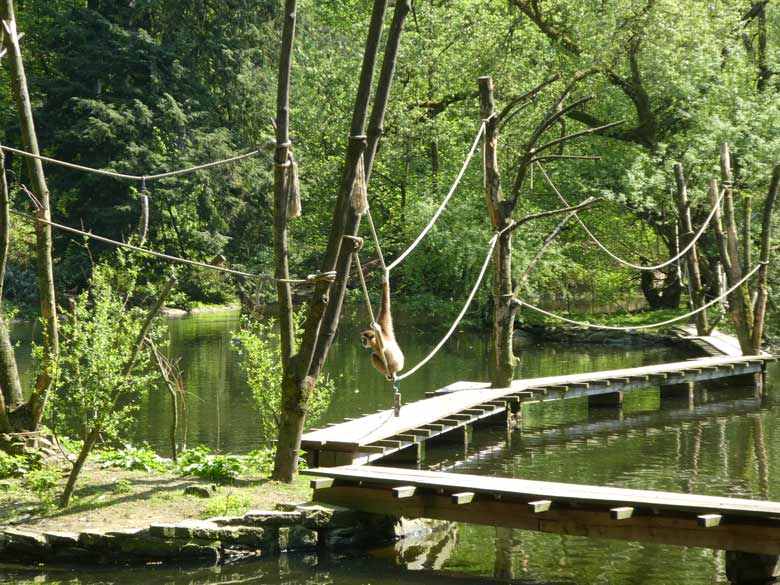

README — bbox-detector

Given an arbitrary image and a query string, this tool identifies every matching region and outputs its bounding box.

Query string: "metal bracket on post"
[393,377,401,417]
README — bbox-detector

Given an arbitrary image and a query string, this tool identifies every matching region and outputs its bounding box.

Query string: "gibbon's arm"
[377,273,393,334]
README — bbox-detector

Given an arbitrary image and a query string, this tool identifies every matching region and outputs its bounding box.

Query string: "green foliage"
[95,445,170,473]
[244,447,307,475]
[232,309,334,439]
[203,492,252,518]
[111,479,133,495]
[178,446,245,482]
[44,257,162,444]
[0,452,33,478]
[24,466,61,509]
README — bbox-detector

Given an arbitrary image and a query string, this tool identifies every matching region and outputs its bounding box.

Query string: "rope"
[0,144,262,182]
[10,209,335,285]
[516,261,764,331]
[396,221,515,381]
[535,162,725,272]
[386,122,486,271]
[364,208,387,271]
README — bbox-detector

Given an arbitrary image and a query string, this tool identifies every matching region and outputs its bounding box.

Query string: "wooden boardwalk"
[302,354,774,466]
[305,465,780,556]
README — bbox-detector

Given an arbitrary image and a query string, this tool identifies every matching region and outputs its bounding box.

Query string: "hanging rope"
[10,209,336,285]
[516,261,764,331]
[386,121,486,271]
[396,220,515,381]
[138,178,150,246]
[535,162,725,272]
[0,144,262,182]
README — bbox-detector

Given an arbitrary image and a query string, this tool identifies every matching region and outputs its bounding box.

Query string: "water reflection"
[6,313,779,585]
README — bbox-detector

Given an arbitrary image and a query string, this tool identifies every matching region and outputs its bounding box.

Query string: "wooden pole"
[272,0,297,369]
[479,76,516,388]
[751,165,779,353]
[673,162,708,335]
[272,0,393,482]
[1,0,58,429]
[719,144,754,354]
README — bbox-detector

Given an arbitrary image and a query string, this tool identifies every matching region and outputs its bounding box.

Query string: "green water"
[4,310,778,585]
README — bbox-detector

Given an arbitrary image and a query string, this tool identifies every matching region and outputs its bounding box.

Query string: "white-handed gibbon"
[361,273,404,379]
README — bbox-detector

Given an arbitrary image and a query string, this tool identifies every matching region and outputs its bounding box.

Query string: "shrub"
[0,451,33,478]
[95,445,170,472]
[203,492,252,517]
[232,308,334,440]
[44,258,163,444]
[179,446,245,482]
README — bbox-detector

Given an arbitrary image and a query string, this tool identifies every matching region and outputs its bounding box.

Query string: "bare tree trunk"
[719,144,754,353]
[0,148,23,412]
[751,165,779,353]
[479,77,517,388]
[272,0,297,373]
[272,0,410,481]
[1,0,58,429]
[673,162,707,334]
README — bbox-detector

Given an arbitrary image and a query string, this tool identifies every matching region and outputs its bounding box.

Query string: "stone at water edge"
[184,484,217,498]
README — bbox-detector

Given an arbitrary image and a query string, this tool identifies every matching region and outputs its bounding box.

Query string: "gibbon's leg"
[372,352,390,378]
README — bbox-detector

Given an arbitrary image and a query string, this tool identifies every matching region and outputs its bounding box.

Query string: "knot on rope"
[305,271,337,284]
[343,235,364,252]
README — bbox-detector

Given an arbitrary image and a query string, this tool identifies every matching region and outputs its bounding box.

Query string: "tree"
[270,0,411,481]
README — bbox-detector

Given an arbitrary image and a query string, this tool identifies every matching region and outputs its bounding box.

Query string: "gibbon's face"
[360,329,376,349]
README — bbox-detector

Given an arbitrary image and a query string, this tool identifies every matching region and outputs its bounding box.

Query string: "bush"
[0,452,33,478]
[95,445,170,472]
[44,258,163,444]
[178,446,245,482]
[232,308,334,440]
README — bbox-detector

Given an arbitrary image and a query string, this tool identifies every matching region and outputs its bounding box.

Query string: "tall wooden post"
[479,77,517,388]
[673,163,707,334]
[1,0,59,428]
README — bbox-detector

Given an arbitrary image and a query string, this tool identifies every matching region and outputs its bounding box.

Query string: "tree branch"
[532,120,624,155]
[508,196,600,233]
[513,210,577,296]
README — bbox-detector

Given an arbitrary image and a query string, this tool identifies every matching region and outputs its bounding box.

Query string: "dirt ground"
[0,462,312,534]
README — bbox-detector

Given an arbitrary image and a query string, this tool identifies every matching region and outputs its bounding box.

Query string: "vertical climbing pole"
[1,0,58,429]
[673,162,708,335]
[479,77,517,389]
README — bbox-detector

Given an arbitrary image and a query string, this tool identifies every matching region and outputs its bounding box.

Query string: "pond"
[4,310,778,585]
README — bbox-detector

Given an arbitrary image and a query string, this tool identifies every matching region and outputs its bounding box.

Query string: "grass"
[0,461,311,533]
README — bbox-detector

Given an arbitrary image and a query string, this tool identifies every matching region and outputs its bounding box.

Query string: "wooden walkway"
[302,354,774,466]
[304,465,780,556]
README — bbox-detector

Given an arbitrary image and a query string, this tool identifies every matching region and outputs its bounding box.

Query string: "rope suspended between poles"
[535,162,726,272]
[516,261,764,331]
[0,143,263,182]
[11,209,336,286]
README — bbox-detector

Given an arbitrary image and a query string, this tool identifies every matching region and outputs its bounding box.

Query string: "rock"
[184,484,216,498]
[77,530,115,550]
[117,534,221,563]
[2,528,50,557]
[297,503,361,529]
[278,525,318,552]
[274,502,300,512]
[43,531,79,548]
[241,509,303,526]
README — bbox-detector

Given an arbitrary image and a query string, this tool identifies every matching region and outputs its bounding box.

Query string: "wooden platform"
[304,465,780,556]
[302,354,774,466]
[674,325,750,357]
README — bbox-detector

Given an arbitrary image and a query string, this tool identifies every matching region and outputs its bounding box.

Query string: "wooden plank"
[393,486,416,499]
[300,354,774,450]
[451,492,475,505]
[698,514,723,528]
[529,500,552,513]
[310,478,334,490]
[390,434,419,443]
[374,440,402,448]
[311,484,780,556]
[304,466,780,518]
[611,507,635,520]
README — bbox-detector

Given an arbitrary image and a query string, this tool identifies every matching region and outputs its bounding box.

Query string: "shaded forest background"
[2,0,779,324]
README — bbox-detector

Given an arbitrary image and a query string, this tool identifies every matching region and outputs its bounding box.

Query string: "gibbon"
[361,273,404,379]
